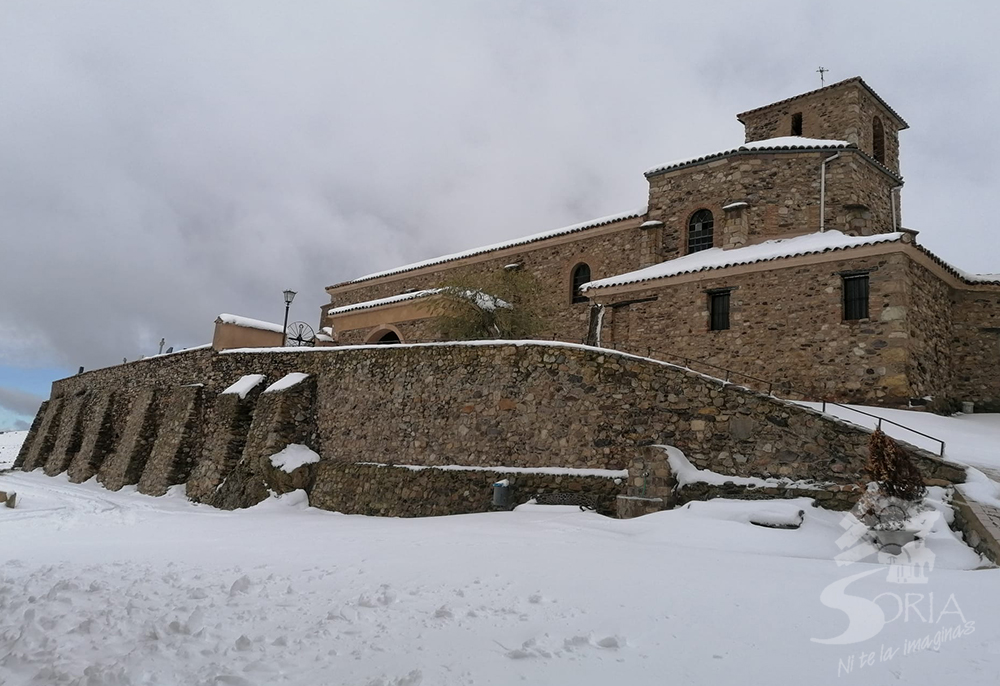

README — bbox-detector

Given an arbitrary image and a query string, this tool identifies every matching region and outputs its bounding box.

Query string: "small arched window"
[687,209,714,254]
[571,263,591,303]
[872,116,885,164]
[375,330,401,344]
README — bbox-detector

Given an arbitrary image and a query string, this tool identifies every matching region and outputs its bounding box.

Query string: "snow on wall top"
[329,208,645,289]
[582,230,905,291]
[221,374,266,399]
[217,314,284,334]
[263,373,310,394]
[269,444,321,473]
[328,289,443,316]
[645,137,854,177]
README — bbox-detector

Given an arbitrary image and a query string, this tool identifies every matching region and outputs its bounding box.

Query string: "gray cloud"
[0,386,44,418]
[1,1,998,374]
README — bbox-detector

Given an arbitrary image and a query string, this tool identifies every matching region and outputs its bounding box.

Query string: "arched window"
[687,209,714,254]
[375,330,400,344]
[872,116,885,164]
[571,263,591,303]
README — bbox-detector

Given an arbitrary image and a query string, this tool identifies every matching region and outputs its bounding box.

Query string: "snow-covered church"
[318,77,999,411]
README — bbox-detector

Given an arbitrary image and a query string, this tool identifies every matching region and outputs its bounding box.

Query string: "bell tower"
[736,77,908,175]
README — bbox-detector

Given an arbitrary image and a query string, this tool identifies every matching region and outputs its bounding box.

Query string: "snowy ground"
[0,431,28,470]
[2,416,999,685]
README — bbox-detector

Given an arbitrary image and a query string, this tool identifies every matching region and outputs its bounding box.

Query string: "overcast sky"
[1,1,998,430]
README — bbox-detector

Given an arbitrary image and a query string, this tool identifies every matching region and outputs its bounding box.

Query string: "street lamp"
[282,289,296,346]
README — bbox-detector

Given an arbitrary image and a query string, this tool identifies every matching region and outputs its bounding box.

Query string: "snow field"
[0,467,997,686]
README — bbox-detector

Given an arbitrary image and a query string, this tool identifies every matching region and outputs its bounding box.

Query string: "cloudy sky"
[1,1,998,430]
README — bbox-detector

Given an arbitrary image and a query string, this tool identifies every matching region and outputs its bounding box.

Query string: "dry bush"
[864,428,926,502]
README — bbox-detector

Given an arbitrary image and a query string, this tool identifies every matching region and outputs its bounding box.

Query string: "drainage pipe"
[890,184,904,231]
[819,152,841,232]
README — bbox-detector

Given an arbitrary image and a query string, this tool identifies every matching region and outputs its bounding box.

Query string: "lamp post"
[282,289,296,346]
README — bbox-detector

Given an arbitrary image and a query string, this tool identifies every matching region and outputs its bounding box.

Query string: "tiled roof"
[328,208,645,289]
[327,289,442,316]
[735,76,909,130]
[644,137,855,177]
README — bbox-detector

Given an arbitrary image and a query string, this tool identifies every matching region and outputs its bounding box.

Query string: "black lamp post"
[282,289,296,346]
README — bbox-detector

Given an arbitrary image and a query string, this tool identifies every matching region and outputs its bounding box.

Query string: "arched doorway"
[365,326,404,344]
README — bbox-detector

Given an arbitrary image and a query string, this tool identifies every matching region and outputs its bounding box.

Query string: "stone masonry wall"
[645,151,898,260]
[951,288,1000,411]
[17,342,965,519]
[739,80,902,174]
[309,463,624,517]
[594,253,916,405]
[905,259,955,405]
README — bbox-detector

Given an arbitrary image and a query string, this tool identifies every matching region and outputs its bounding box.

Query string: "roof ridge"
[736,77,909,130]
[327,208,645,290]
[645,137,856,177]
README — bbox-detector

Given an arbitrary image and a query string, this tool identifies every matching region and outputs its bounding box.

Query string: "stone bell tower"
[736,77,908,175]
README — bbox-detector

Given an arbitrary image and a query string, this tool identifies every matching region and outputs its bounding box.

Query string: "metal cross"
[817,66,828,86]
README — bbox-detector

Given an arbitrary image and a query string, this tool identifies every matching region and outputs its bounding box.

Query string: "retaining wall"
[14,342,965,517]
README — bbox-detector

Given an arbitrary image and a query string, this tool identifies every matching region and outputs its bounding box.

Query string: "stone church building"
[320,77,999,410]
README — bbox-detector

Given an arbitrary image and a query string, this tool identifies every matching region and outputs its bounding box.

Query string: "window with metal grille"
[688,209,714,254]
[571,263,591,303]
[843,274,870,320]
[709,290,730,331]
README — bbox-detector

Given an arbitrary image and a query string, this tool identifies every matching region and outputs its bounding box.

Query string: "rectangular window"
[791,112,803,136]
[843,274,870,320]
[709,291,730,331]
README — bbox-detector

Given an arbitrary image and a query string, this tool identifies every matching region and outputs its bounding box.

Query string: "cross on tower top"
[817,66,829,87]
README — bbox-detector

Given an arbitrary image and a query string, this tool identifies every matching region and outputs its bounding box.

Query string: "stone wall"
[905,259,955,405]
[738,79,903,174]
[951,288,1000,411]
[594,253,916,404]
[309,463,624,517]
[16,342,965,520]
[644,150,898,257]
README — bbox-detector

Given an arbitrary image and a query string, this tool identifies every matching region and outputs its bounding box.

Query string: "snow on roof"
[582,230,905,291]
[216,313,284,334]
[963,272,1000,284]
[328,289,442,316]
[645,137,854,177]
[328,287,511,317]
[330,208,645,288]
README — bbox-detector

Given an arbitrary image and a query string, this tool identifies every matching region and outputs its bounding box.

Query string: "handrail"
[820,400,946,457]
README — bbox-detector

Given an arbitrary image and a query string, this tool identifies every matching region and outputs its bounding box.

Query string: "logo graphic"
[811,503,941,646]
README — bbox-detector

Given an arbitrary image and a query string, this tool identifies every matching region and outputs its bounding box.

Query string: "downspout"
[594,304,605,348]
[819,152,841,232]
[890,184,904,231]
